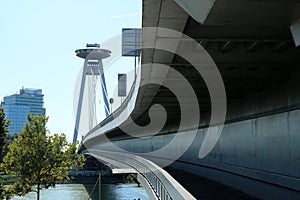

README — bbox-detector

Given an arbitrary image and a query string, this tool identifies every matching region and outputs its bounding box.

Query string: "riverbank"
[70,173,138,184]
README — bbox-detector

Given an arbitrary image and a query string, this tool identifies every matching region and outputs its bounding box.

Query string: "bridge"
[76,0,300,199]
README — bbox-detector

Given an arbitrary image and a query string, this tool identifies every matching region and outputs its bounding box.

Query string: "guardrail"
[83,149,196,200]
[84,55,141,141]
[85,77,137,138]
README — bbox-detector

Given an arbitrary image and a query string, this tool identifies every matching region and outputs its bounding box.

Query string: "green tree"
[0,106,9,153]
[1,114,85,200]
[0,106,10,199]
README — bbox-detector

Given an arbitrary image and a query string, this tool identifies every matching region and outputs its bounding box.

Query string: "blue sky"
[0,0,142,141]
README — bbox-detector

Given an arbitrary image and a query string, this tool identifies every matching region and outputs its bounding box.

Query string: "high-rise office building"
[2,87,46,134]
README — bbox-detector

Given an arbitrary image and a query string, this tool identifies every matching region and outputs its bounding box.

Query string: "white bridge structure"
[73,0,300,199]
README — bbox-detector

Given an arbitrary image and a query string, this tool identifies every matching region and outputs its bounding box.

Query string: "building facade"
[2,88,46,134]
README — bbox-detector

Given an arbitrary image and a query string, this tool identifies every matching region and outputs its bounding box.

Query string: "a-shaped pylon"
[73,43,111,143]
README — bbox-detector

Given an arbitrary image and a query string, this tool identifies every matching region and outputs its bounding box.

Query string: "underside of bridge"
[83,0,300,199]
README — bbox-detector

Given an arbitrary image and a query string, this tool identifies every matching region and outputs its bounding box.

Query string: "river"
[11,184,149,200]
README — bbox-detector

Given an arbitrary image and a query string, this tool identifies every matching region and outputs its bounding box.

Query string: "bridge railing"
[84,149,196,200]
[84,56,141,141]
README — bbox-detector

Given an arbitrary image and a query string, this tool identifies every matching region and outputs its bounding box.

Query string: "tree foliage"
[0,106,10,153]
[0,106,10,199]
[1,114,85,200]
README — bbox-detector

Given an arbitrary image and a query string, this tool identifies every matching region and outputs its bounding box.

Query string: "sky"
[0,0,142,142]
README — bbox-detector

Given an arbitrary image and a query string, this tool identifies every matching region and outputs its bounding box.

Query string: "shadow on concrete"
[166,167,260,200]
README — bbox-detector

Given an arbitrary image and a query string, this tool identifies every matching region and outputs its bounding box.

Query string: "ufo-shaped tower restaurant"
[73,43,111,143]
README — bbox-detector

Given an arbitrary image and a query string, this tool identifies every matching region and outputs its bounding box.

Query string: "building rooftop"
[20,88,43,95]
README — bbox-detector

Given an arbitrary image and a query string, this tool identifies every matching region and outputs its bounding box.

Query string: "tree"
[0,106,10,199]
[1,114,85,200]
[0,106,9,153]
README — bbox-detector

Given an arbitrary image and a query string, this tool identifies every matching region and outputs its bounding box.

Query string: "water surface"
[11,183,149,200]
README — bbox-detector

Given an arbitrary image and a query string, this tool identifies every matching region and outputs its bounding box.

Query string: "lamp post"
[99,173,101,200]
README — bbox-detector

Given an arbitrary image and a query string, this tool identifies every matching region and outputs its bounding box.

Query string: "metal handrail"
[84,149,196,200]
[84,58,141,139]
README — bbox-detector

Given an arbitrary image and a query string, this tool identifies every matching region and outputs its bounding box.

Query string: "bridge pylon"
[73,43,111,143]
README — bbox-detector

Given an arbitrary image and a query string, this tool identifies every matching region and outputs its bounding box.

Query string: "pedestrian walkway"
[165,168,259,200]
